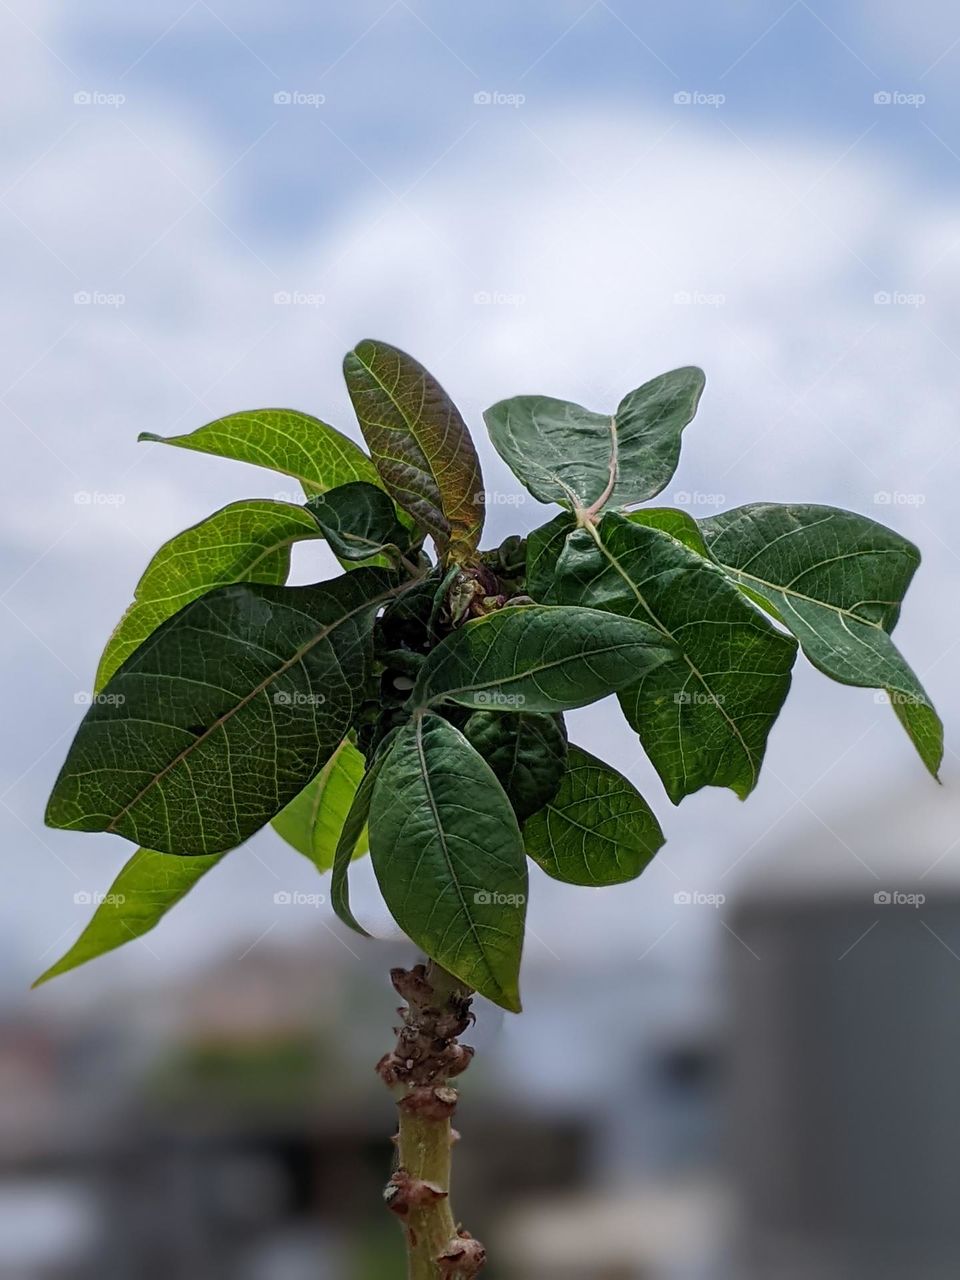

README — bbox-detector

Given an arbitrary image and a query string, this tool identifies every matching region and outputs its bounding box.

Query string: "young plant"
[43,339,940,1277]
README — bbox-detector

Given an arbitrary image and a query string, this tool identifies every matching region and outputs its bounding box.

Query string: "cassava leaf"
[549,513,797,802]
[524,745,664,885]
[462,710,568,822]
[34,847,223,985]
[306,481,412,564]
[46,570,398,854]
[700,503,942,775]
[139,408,382,497]
[369,714,527,1010]
[271,737,367,871]
[484,367,705,513]
[343,339,484,559]
[95,500,321,692]
[413,604,677,714]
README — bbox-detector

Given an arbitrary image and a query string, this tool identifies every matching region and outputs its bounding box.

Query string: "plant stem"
[377,960,486,1278]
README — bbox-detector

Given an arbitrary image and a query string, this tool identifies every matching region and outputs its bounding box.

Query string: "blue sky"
[3,0,960,996]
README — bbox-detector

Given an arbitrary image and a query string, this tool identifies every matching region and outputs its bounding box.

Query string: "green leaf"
[343,339,485,559]
[33,848,223,985]
[95,500,321,692]
[626,507,712,558]
[369,714,527,1011]
[550,513,797,802]
[46,569,398,854]
[524,745,664,885]
[330,732,399,938]
[700,503,942,775]
[526,513,576,602]
[271,737,368,871]
[483,367,705,513]
[139,408,382,497]
[462,710,568,822]
[306,481,411,564]
[413,604,677,714]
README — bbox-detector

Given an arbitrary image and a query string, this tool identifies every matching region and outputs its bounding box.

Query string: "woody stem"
[377,960,486,1279]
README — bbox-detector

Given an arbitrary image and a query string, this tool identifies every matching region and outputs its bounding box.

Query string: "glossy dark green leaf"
[484,367,705,513]
[34,848,223,985]
[700,503,942,775]
[343,339,484,559]
[271,737,367,871]
[46,570,398,854]
[413,604,677,714]
[550,513,797,802]
[626,507,712,558]
[369,714,527,1011]
[306,481,411,564]
[140,408,382,497]
[330,732,399,938]
[95,500,321,691]
[462,710,568,822]
[526,513,576,602]
[524,745,664,885]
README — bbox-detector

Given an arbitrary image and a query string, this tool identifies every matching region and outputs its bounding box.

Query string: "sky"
[3,0,960,1002]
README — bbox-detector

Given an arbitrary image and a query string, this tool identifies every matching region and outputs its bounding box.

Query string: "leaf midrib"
[104,581,399,834]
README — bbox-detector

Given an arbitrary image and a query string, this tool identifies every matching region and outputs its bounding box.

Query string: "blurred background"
[3,2,960,1276]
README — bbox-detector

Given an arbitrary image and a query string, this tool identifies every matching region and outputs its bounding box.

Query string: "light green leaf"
[33,847,223,985]
[550,513,797,802]
[139,408,382,497]
[306,481,412,564]
[700,503,942,776]
[95,500,321,692]
[626,507,712,558]
[369,714,527,1011]
[46,569,398,854]
[413,604,676,714]
[343,339,485,559]
[462,710,568,822]
[524,745,664,885]
[271,737,368,871]
[484,367,705,513]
